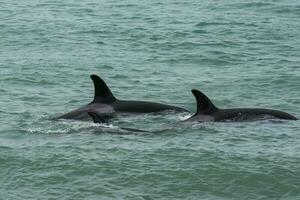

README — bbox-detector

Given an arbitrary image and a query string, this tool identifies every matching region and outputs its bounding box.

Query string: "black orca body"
[186,89,298,122]
[57,75,188,120]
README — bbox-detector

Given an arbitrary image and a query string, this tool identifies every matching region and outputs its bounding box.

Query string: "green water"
[1,0,300,199]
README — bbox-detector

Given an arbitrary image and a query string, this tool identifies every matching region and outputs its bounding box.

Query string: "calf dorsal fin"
[88,112,108,124]
[192,89,218,114]
[90,75,116,103]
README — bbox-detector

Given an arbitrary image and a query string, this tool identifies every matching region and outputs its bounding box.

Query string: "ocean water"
[1,0,300,199]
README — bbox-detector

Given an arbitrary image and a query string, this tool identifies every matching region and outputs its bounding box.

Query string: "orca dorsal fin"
[90,75,116,103]
[88,112,108,124]
[192,89,218,114]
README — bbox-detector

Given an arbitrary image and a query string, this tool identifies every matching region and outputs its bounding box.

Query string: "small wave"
[179,113,192,121]
[273,6,300,16]
[242,2,273,8]
[112,74,129,79]
[27,127,69,134]
[195,21,226,27]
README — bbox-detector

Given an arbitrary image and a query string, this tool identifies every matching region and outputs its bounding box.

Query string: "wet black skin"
[187,89,298,122]
[57,75,188,120]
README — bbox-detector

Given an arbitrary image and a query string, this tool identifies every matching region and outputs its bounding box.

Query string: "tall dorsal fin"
[192,89,218,114]
[90,75,116,103]
[88,112,108,124]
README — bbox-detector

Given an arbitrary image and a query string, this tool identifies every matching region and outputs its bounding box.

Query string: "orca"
[186,89,298,122]
[88,112,149,133]
[57,74,188,120]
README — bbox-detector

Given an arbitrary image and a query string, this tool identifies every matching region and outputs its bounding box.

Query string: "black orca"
[88,112,149,133]
[57,75,188,120]
[186,89,298,122]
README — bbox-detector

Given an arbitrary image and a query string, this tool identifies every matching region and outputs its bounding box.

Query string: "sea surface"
[1,0,300,199]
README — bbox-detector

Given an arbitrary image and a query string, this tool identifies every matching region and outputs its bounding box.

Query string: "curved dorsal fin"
[192,89,218,114]
[90,75,116,103]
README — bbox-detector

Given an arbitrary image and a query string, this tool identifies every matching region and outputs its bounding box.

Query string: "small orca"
[186,89,298,122]
[57,74,188,120]
[88,112,149,133]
